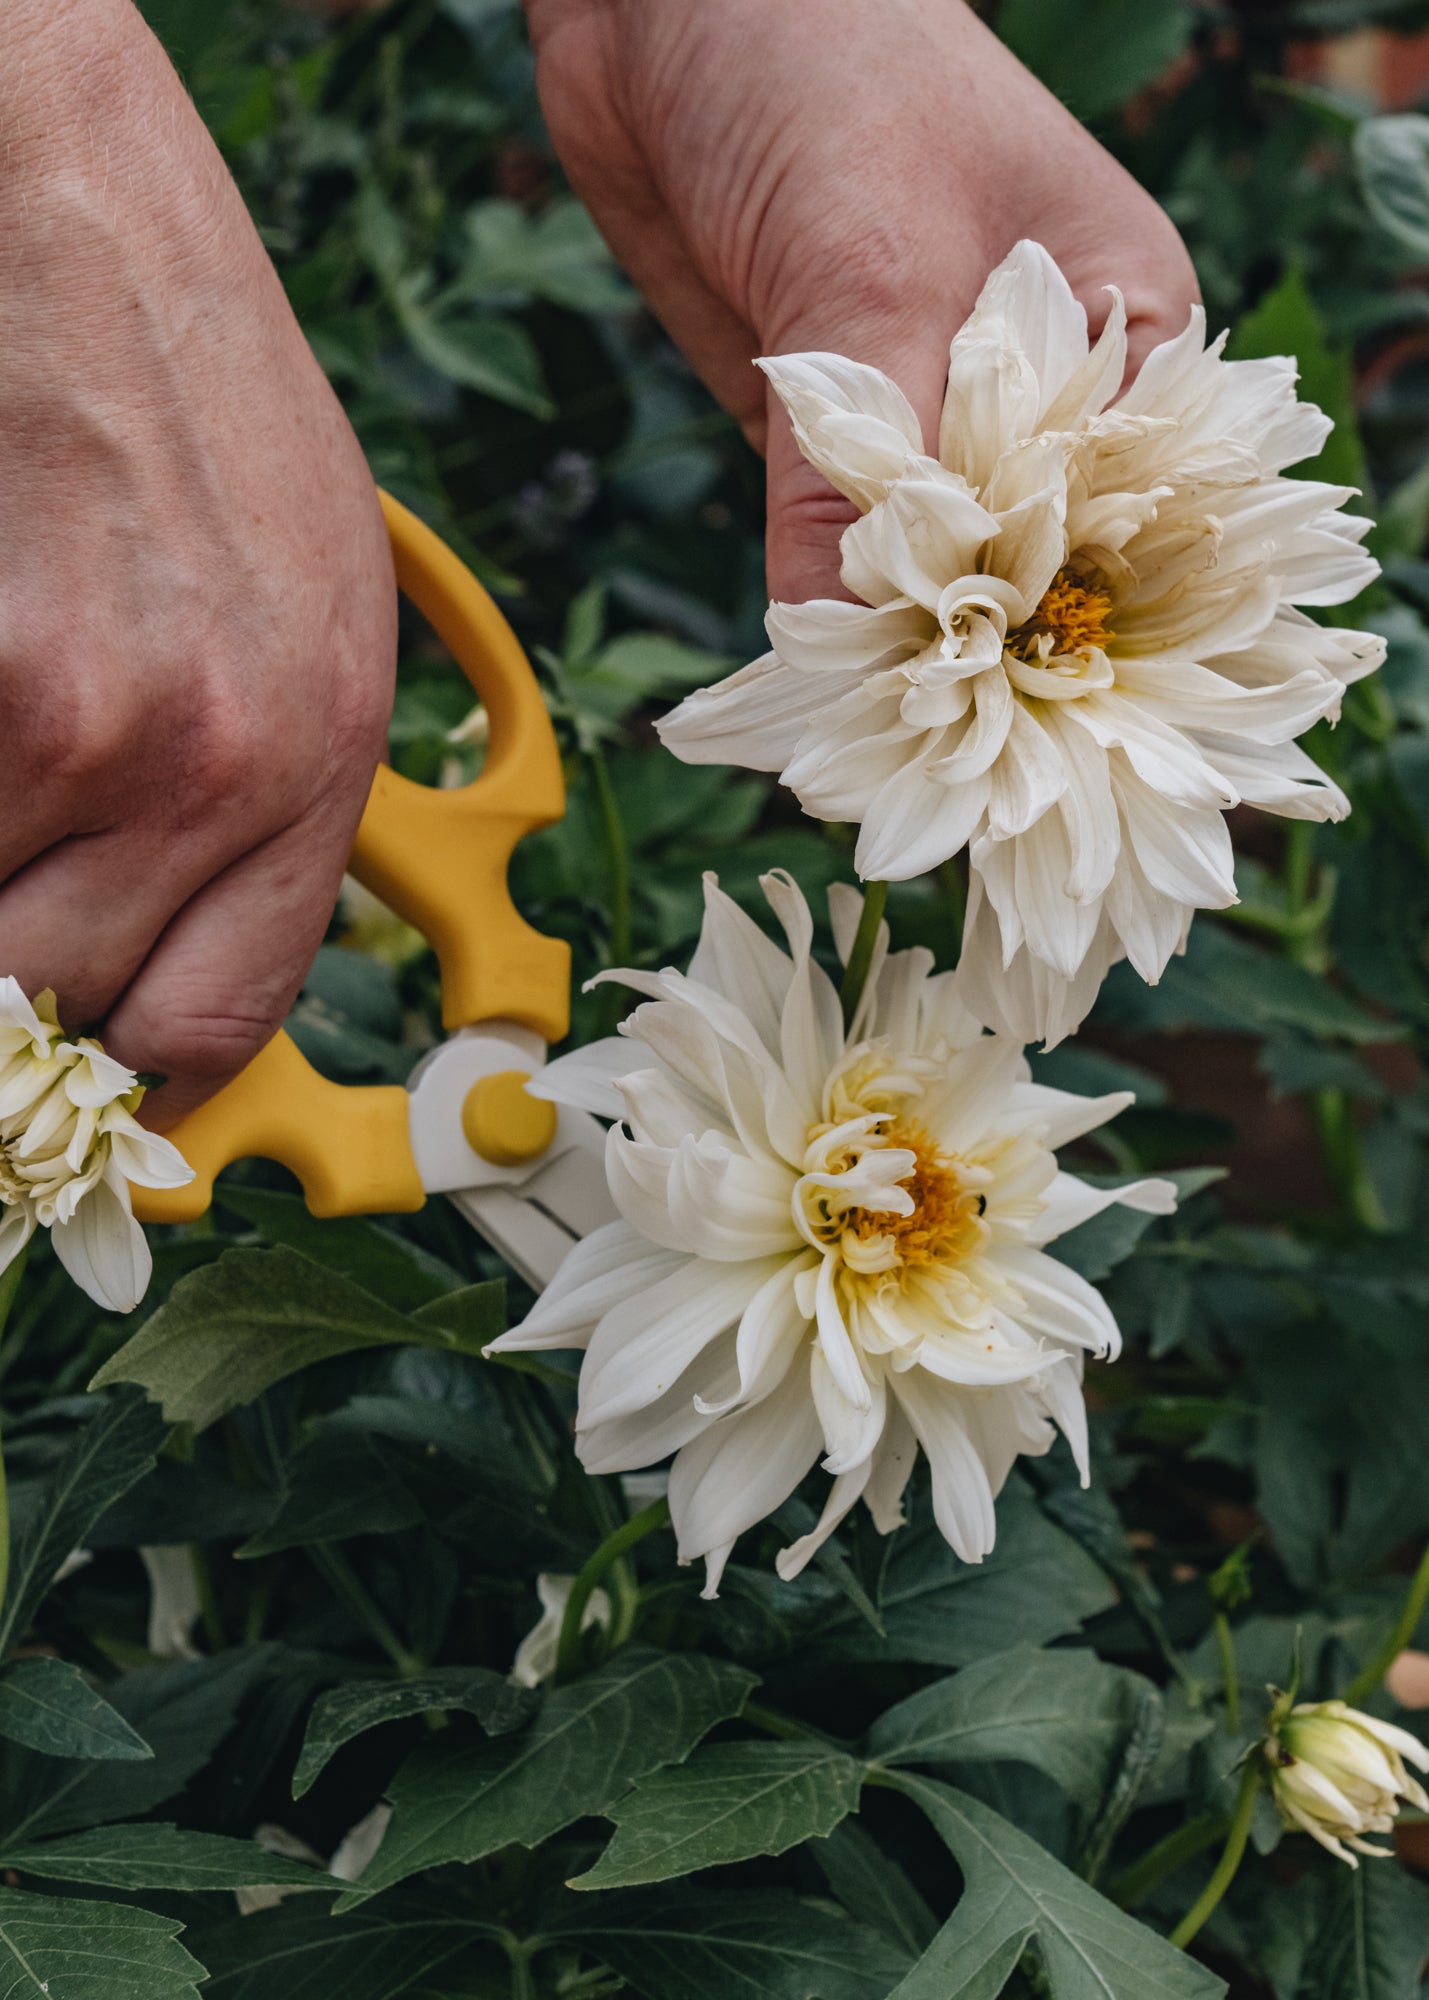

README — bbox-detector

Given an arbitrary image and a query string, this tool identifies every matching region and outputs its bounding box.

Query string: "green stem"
[1344,1538,1429,1707]
[1214,1612,1240,1734]
[1110,1812,1228,1910]
[554,1495,671,1684]
[1169,1763,1259,1951]
[840,880,889,1032]
[1313,1087,1389,1235]
[0,1243,32,1622]
[307,1543,423,1679]
[589,744,633,1039]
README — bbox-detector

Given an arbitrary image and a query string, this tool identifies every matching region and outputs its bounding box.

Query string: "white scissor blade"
[447,1184,583,1291]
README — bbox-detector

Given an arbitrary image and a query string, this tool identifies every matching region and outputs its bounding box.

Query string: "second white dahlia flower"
[0,979,192,1313]
[658,241,1384,1045]
[1265,1696,1429,1866]
[488,873,1173,1594]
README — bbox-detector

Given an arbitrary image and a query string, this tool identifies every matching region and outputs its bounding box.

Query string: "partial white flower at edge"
[658,241,1384,1047]
[487,872,1175,1597]
[510,1572,613,1688]
[0,978,192,1313]
[1265,1697,1429,1867]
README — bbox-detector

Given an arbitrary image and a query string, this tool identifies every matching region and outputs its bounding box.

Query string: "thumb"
[762,315,954,606]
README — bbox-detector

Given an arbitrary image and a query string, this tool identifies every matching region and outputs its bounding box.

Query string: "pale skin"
[1,0,1198,1126]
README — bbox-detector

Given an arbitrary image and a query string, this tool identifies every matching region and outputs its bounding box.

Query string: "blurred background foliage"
[6,0,1429,1994]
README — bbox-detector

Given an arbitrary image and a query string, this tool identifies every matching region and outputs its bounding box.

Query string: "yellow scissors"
[132,493,616,1288]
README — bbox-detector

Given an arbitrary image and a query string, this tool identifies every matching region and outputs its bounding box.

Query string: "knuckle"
[136,992,286,1086]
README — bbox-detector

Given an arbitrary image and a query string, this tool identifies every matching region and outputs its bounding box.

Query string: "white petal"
[668,1362,824,1592]
[52,1175,150,1314]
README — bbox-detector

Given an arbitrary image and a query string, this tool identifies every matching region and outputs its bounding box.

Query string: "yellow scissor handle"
[133,490,569,1226]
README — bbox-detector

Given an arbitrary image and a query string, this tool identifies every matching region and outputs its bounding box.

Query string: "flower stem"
[306,1543,423,1679]
[1169,1762,1260,1951]
[840,880,889,1032]
[0,1243,32,1622]
[554,1495,671,1684]
[1344,1538,1429,1707]
[1214,1612,1240,1734]
[1110,1811,1228,1910]
[589,744,633,1039]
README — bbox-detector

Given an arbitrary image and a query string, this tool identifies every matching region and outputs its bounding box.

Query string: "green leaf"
[1355,114,1429,262]
[868,1648,1161,1808]
[215,1187,458,1311]
[237,1428,424,1557]
[573,1739,865,1889]
[997,0,1192,120]
[399,297,554,417]
[292,1668,534,1797]
[0,1659,152,1762]
[0,1886,205,2000]
[0,1823,331,1893]
[91,1247,502,1431]
[1226,266,1366,491]
[0,1391,167,1655]
[1302,1854,1429,1999]
[0,1647,275,1844]
[458,197,632,312]
[884,1774,1225,1999]
[816,1486,1115,1667]
[549,1887,912,2000]
[812,1820,939,1958]
[193,1897,507,2000]
[337,1649,756,1904]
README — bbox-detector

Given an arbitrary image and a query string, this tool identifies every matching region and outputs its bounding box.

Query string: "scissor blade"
[446,1184,583,1290]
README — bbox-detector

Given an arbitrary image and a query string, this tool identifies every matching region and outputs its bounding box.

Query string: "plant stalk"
[554,1495,671,1684]
[1169,1763,1260,1950]
[1110,1812,1228,1910]
[1344,1538,1429,1707]
[307,1542,423,1679]
[840,880,889,1032]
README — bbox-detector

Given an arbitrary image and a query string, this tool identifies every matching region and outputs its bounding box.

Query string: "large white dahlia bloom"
[0,979,192,1313]
[658,242,1384,1045]
[487,873,1173,1594]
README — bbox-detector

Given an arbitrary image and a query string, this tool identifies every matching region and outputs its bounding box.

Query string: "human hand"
[0,1,397,1126]
[522,0,1200,602]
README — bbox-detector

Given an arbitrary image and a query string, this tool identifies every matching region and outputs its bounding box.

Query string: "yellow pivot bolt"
[462,1069,558,1168]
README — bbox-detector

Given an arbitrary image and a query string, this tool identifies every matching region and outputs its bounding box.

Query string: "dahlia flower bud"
[509,1572,612,1688]
[0,978,193,1314]
[1265,1696,1429,1865]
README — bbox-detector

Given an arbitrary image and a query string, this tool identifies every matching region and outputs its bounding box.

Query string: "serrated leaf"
[549,1887,912,2000]
[1303,1851,1429,1999]
[0,1823,331,1893]
[0,1648,275,1845]
[0,1391,167,1655]
[816,1486,1115,1667]
[292,1668,534,1797]
[884,1773,1225,2000]
[0,1659,152,1762]
[573,1739,864,1889]
[192,1896,507,2000]
[215,1187,458,1311]
[91,1247,502,1431]
[1355,114,1429,262]
[338,1649,756,1904]
[0,1886,205,2000]
[868,1648,1160,1810]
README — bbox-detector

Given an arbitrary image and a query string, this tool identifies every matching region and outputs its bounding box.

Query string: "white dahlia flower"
[1265,1697,1429,1867]
[487,873,1173,1595]
[658,241,1384,1045]
[0,979,192,1313]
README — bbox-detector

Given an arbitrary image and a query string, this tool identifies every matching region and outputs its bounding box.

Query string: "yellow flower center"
[1011,567,1115,663]
[843,1122,987,1270]
[800,1109,991,1290]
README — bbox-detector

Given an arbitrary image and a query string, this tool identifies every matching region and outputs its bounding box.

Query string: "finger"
[0,825,228,1029]
[761,306,954,605]
[101,810,356,1128]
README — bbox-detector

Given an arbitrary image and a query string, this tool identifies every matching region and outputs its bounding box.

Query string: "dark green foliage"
[2,1,1429,1995]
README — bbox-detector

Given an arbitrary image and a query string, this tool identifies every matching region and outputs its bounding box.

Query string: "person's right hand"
[522,0,1200,607]
[1,0,398,1126]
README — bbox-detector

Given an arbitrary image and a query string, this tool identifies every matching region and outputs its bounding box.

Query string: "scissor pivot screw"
[462,1069,558,1168]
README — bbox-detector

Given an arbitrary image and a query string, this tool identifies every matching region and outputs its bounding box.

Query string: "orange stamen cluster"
[1011,567,1115,662]
[845,1122,988,1271]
